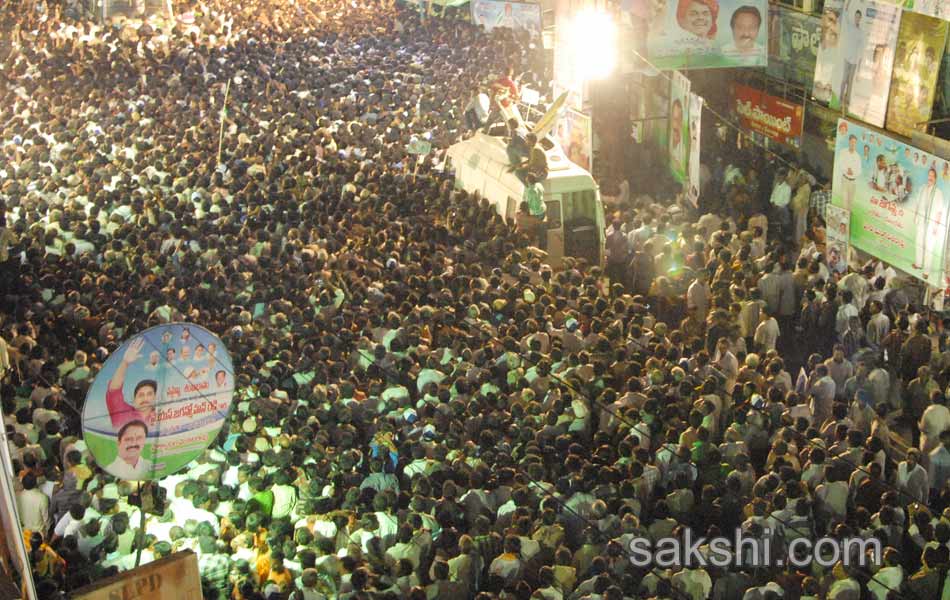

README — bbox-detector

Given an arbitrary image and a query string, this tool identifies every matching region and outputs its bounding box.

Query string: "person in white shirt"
[912,167,947,282]
[867,548,903,600]
[837,135,862,211]
[105,421,153,481]
[835,290,860,339]
[868,154,889,193]
[17,473,49,535]
[865,301,890,349]
[896,449,929,505]
[753,311,780,353]
[919,394,950,462]
[770,170,793,229]
[721,6,764,60]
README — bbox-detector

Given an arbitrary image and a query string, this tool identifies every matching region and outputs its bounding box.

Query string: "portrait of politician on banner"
[640,0,768,70]
[82,323,235,481]
[669,71,691,183]
[840,0,901,128]
[832,119,950,286]
[471,0,542,35]
[885,11,948,138]
[813,0,845,106]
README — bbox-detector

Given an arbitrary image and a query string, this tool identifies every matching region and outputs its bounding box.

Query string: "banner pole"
[217,78,232,168]
[133,481,147,568]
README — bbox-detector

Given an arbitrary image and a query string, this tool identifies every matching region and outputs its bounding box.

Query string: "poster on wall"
[885,12,948,137]
[687,92,703,206]
[813,0,902,125]
[825,204,851,273]
[556,108,593,171]
[552,0,591,110]
[832,119,950,286]
[813,0,846,106]
[732,83,804,147]
[640,0,769,70]
[842,0,903,127]
[471,0,542,35]
[768,6,822,88]
[669,71,691,183]
[82,324,235,481]
[900,0,950,19]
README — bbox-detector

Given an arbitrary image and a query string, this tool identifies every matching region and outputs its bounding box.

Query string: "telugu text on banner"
[640,0,769,70]
[832,118,950,286]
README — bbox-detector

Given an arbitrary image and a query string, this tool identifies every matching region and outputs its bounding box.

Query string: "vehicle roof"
[447,132,597,190]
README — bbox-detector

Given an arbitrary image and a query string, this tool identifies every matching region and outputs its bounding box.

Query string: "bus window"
[546,200,562,229]
[564,189,597,222]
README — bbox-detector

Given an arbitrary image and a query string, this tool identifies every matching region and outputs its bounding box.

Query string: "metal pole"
[216,78,232,168]
[133,481,147,568]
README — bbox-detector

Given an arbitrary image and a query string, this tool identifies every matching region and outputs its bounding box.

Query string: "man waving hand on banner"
[106,337,158,429]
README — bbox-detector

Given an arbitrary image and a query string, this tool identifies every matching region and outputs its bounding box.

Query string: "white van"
[446,101,605,269]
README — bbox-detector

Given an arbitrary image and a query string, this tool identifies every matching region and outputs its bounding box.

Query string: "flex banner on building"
[898,0,950,19]
[556,108,593,172]
[814,0,902,127]
[825,204,851,273]
[640,0,768,70]
[669,71,691,184]
[767,6,822,88]
[832,118,950,286]
[885,11,948,137]
[732,83,804,148]
[471,0,542,34]
[687,92,703,207]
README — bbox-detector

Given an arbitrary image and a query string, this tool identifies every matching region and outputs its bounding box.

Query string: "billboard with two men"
[640,0,769,69]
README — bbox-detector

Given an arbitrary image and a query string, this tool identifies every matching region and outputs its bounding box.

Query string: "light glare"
[569,10,617,81]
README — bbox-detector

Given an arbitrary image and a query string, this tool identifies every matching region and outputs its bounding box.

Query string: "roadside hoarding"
[768,6,822,88]
[669,70,691,183]
[885,11,948,137]
[832,118,950,286]
[556,108,593,171]
[641,0,769,69]
[687,92,703,206]
[813,0,901,126]
[471,0,541,34]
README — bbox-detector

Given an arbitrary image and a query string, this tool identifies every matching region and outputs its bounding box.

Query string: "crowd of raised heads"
[2,0,950,599]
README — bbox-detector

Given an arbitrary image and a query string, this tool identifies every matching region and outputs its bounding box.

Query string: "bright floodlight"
[569,10,617,81]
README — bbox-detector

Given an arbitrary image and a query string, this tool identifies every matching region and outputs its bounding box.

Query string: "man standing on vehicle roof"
[523,173,547,251]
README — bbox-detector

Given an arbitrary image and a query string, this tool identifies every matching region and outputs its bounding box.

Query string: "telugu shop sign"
[732,83,804,148]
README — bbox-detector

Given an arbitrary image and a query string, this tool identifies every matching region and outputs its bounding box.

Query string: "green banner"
[643,0,768,70]
[767,6,821,88]
[669,71,690,184]
[832,119,950,286]
[885,11,948,138]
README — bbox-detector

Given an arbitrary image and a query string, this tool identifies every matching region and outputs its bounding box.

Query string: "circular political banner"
[82,324,235,481]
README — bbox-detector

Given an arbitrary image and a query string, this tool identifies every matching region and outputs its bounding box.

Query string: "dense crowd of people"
[2,0,950,599]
